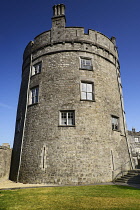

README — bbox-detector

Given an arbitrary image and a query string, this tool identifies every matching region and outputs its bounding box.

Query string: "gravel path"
[0,178,58,190]
[1,178,140,190]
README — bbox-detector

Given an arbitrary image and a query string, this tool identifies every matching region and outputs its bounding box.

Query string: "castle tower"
[10,4,132,184]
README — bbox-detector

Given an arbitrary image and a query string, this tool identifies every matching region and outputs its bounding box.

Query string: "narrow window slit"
[42,146,46,169]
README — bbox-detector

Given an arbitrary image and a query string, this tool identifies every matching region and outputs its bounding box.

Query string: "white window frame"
[80,57,93,70]
[81,81,94,101]
[32,62,42,76]
[29,86,39,105]
[135,137,139,143]
[111,116,119,131]
[59,111,75,126]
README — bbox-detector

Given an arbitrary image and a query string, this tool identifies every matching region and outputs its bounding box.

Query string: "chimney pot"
[53,4,65,17]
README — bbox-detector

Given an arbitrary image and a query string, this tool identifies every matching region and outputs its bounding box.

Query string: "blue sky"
[0,0,140,147]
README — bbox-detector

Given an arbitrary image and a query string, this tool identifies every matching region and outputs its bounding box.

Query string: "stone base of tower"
[17,169,130,185]
[18,176,113,185]
[16,145,131,185]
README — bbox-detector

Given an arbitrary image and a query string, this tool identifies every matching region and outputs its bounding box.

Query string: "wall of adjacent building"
[0,144,12,180]
[127,130,140,168]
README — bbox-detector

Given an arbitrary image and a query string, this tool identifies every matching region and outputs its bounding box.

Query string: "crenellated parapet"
[23,4,118,71]
[23,27,118,71]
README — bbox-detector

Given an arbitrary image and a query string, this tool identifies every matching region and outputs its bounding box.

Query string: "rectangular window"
[81,82,94,101]
[135,137,139,143]
[111,116,119,131]
[60,111,75,126]
[29,86,39,105]
[80,58,92,70]
[32,62,42,75]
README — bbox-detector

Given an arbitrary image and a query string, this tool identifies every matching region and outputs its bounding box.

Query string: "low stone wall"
[0,144,12,180]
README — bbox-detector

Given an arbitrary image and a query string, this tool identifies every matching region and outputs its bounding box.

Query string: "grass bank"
[0,185,140,209]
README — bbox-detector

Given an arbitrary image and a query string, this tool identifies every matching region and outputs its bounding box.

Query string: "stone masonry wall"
[0,144,12,180]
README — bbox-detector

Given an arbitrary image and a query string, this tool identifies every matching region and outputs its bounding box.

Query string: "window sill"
[120,133,126,137]
[28,103,39,107]
[80,99,95,102]
[31,72,41,78]
[112,129,121,132]
[79,68,93,71]
[58,125,76,127]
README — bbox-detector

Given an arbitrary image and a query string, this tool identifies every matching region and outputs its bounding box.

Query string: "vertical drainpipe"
[17,48,33,182]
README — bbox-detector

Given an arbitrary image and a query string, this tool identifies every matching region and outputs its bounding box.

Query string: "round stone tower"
[10,4,132,184]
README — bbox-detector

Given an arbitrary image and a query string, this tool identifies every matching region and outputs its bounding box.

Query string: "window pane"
[31,87,39,104]
[61,118,67,125]
[85,60,91,66]
[32,89,35,104]
[81,59,85,65]
[112,117,115,124]
[35,95,38,103]
[62,112,66,117]
[114,118,118,125]
[81,83,87,91]
[81,58,92,69]
[68,112,73,118]
[32,89,36,97]
[35,66,39,74]
[32,97,35,104]
[68,118,73,125]
[81,92,87,100]
[112,116,119,130]
[87,92,92,100]
[61,112,67,125]
[35,88,39,103]
[36,87,39,95]
[33,63,41,75]
[87,83,92,92]
[38,64,41,72]
[68,112,74,125]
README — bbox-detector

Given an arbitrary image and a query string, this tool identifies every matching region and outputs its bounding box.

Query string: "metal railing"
[112,160,132,181]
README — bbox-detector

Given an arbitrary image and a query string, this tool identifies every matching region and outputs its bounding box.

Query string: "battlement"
[23,4,118,65]
[23,27,118,68]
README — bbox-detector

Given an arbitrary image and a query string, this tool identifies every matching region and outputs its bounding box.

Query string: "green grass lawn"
[0,185,140,210]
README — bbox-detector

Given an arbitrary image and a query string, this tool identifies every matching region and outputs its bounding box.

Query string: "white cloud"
[0,103,13,109]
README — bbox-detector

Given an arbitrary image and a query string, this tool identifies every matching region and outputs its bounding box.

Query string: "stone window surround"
[28,86,39,105]
[79,57,93,70]
[31,61,42,76]
[111,115,119,131]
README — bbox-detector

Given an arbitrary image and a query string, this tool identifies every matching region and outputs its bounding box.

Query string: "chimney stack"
[52,4,66,28]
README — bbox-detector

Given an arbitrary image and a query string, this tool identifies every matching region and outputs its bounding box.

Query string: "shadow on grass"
[113,184,140,191]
